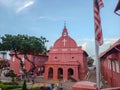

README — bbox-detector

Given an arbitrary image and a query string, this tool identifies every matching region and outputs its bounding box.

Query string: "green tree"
[88,57,94,67]
[0,34,48,78]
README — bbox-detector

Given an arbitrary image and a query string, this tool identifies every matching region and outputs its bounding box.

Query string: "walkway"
[87,68,96,83]
[28,76,76,90]
[28,68,97,90]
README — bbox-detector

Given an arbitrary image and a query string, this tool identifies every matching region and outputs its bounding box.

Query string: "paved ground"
[28,68,97,90]
[28,79,76,90]
[0,68,100,90]
[87,68,96,83]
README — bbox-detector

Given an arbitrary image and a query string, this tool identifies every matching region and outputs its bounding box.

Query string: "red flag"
[94,0,104,46]
[114,0,120,16]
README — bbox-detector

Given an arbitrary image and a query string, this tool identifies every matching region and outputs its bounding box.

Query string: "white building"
[0,51,10,59]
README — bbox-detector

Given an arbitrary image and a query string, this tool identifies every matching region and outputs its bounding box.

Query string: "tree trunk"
[0,69,2,81]
[14,50,27,79]
[24,55,36,74]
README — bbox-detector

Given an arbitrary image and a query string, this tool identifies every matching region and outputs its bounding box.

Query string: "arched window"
[68,68,74,76]
[115,60,119,73]
[58,68,63,80]
[112,61,115,72]
[48,67,53,79]
[108,60,111,70]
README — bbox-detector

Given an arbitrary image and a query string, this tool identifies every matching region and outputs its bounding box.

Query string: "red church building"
[44,25,88,81]
[9,53,48,76]
[100,39,120,87]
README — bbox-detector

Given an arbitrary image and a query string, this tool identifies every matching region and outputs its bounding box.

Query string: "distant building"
[9,53,48,75]
[0,51,10,59]
[100,39,120,87]
[44,25,88,81]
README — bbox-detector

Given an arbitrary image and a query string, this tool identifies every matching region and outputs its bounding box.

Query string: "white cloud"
[38,16,47,19]
[16,0,35,13]
[38,16,56,21]
[0,0,36,13]
[103,38,118,45]
[78,39,94,43]
[81,42,87,51]
[77,38,119,56]
[100,38,118,53]
[78,38,118,46]
[37,16,73,21]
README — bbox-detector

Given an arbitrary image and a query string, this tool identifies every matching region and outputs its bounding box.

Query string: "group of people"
[50,83,63,90]
[40,83,63,90]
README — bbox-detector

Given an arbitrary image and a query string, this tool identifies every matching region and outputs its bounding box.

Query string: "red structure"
[44,25,88,81]
[72,81,97,90]
[9,53,48,76]
[100,39,120,87]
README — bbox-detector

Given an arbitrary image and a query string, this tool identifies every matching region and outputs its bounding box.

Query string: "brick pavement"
[30,68,109,90]
[29,69,97,90]
[28,80,76,90]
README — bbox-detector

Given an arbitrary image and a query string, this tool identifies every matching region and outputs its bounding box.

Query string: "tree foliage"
[88,57,94,67]
[0,34,48,76]
[0,34,48,55]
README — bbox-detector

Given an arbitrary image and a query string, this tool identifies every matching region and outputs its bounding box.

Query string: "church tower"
[44,25,88,81]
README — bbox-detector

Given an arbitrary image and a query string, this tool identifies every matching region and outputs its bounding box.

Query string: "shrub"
[0,82,21,90]
[2,82,18,85]
[9,70,16,82]
[30,87,40,90]
[22,80,27,90]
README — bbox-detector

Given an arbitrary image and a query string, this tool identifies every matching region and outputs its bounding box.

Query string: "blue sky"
[0,0,120,56]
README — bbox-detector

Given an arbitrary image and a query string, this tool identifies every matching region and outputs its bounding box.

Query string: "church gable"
[53,26,77,48]
[48,25,86,63]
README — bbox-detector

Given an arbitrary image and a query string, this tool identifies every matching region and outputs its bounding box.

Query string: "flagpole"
[93,0,101,89]
[95,41,100,90]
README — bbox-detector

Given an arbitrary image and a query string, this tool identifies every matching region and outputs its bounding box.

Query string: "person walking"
[31,75,35,84]
[58,83,63,90]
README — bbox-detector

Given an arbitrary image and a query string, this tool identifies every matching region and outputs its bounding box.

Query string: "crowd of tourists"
[39,83,63,90]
